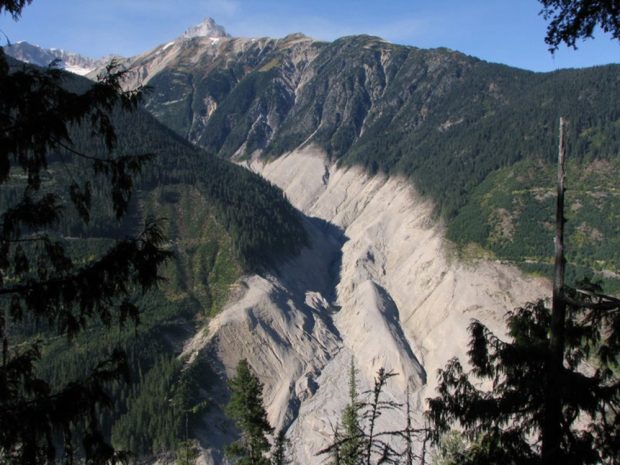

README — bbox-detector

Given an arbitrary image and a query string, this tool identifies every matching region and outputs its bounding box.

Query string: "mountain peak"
[182,17,229,39]
[3,41,116,76]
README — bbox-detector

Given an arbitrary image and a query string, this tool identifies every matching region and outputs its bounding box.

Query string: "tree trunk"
[542,117,567,465]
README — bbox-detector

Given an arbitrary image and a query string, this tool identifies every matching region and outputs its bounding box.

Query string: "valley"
[180,146,548,464]
[2,13,619,465]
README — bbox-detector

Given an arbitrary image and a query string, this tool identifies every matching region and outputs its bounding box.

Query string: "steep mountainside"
[106,29,620,287]
[84,28,617,462]
[180,147,547,465]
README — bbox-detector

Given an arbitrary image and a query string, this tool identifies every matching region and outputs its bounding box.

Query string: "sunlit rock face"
[185,146,546,465]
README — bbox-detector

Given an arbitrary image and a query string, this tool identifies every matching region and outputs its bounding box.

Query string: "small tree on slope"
[340,358,365,465]
[225,359,274,465]
[271,430,290,465]
[319,365,430,465]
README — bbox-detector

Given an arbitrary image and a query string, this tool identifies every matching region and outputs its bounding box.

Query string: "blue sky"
[1,0,618,71]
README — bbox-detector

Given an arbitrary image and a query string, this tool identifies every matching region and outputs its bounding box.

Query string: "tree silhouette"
[270,430,290,465]
[427,293,619,464]
[0,1,171,463]
[427,119,619,465]
[340,358,364,465]
[319,367,429,465]
[539,0,620,51]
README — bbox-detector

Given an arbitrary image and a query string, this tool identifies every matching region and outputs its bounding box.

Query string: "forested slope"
[121,34,619,287]
[1,62,307,456]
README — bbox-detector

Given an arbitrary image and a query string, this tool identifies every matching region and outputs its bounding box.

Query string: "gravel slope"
[187,146,548,464]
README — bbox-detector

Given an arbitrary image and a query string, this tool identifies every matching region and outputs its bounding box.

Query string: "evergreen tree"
[427,120,619,465]
[225,359,273,465]
[429,432,470,465]
[329,425,343,465]
[427,292,619,465]
[0,1,170,463]
[361,368,400,465]
[539,0,620,51]
[319,367,429,465]
[270,430,289,465]
[340,358,364,465]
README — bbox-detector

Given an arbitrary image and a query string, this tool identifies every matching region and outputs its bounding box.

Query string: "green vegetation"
[339,359,364,465]
[200,67,293,157]
[449,156,620,292]
[63,99,307,271]
[144,185,241,316]
[140,35,619,283]
[1,57,307,461]
[427,292,620,464]
[270,431,290,465]
[36,103,306,457]
[225,359,273,465]
[430,432,471,465]
[320,365,429,465]
[0,26,171,464]
[337,63,620,219]
[539,0,620,51]
[223,360,295,465]
[33,283,203,456]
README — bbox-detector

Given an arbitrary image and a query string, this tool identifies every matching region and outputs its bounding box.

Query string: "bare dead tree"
[318,368,430,465]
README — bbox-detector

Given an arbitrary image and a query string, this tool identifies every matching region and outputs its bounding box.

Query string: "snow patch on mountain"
[4,41,119,76]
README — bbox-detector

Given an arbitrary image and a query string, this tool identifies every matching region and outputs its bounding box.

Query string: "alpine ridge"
[7,16,619,465]
[102,22,619,288]
[82,18,618,464]
[4,41,118,75]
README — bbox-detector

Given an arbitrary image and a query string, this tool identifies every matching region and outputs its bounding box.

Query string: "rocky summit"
[182,17,230,39]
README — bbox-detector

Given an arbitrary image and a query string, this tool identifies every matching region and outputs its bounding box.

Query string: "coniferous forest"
[0,53,307,458]
[140,33,620,292]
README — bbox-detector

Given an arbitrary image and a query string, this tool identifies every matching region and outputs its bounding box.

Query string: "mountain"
[3,17,225,76]
[106,27,620,292]
[3,41,117,75]
[13,19,619,465]
[92,25,618,462]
